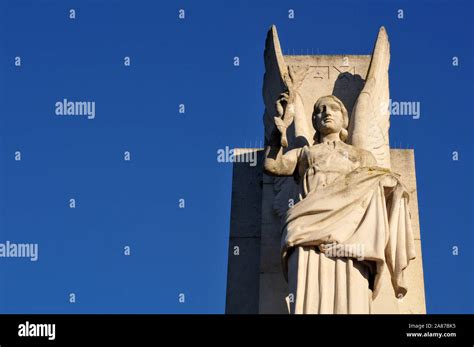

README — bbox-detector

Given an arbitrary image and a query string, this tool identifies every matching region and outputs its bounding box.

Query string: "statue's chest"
[301,145,361,174]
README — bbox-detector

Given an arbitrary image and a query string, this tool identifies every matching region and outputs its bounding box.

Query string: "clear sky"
[0,0,472,313]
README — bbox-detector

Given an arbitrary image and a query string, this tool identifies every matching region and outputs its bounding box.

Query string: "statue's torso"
[297,141,375,197]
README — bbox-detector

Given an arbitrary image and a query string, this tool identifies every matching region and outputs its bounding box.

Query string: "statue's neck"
[319,132,340,144]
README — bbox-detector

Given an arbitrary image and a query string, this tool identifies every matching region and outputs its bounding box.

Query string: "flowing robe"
[281,141,416,314]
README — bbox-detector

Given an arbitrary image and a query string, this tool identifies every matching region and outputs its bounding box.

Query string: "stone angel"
[263,26,416,314]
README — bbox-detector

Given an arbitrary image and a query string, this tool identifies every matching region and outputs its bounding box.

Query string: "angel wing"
[348,27,391,169]
[263,26,311,149]
[263,25,289,146]
[262,25,307,220]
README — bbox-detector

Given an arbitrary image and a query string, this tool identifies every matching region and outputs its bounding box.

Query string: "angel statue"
[263,26,416,314]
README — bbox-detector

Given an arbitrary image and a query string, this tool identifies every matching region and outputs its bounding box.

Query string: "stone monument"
[226,26,426,314]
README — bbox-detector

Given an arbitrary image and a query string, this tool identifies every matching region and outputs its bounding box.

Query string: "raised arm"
[264,127,301,176]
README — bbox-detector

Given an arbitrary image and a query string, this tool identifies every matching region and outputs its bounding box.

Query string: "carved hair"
[313,95,349,143]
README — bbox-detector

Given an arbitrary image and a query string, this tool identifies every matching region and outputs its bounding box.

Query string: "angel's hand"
[275,92,295,119]
[318,242,339,254]
[274,92,296,148]
[275,92,289,117]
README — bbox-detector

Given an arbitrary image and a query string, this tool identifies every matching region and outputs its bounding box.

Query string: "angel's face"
[314,98,344,135]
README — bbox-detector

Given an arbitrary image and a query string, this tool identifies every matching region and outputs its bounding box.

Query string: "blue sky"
[0,0,472,313]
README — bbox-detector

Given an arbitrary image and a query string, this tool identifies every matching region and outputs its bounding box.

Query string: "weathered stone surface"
[390,149,421,240]
[225,236,261,314]
[259,273,289,314]
[398,239,426,314]
[228,149,263,238]
[259,222,282,274]
[261,183,279,227]
[225,149,263,314]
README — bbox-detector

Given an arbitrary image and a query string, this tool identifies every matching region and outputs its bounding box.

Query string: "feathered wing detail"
[348,27,391,169]
[263,25,289,146]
